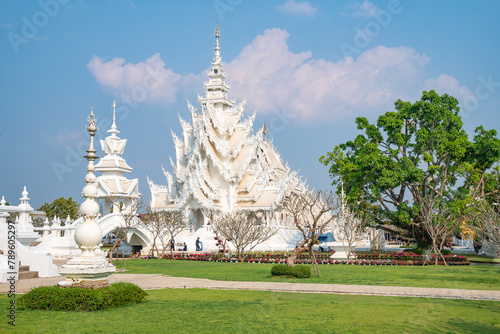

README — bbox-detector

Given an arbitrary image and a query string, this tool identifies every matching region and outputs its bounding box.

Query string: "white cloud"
[343,1,380,18]
[424,74,477,109]
[87,53,197,105]
[276,0,319,18]
[224,28,437,120]
[87,28,474,122]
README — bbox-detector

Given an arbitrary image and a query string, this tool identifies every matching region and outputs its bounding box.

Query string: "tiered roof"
[149,25,303,213]
[95,102,139,199]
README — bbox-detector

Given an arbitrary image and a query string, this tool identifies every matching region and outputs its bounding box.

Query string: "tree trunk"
[287,242,307,266]
[121,242,126,268]
[439,239,448,266]
[309,249,321,276]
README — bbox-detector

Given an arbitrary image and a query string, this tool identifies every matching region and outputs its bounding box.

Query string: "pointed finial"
[86,106,98,133]
[21,186,29,201]
[0,196,5,206]
[109,100,119,136]
[262,122,268,136]
[214,24,221,63]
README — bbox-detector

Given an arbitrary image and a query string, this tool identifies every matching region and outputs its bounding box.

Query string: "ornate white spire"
[96,101,130,166]
[85,107,98,161]
[94,101,138,212]
[202,24,230,102]
[59,107,115,285]
[108,100,119,138]
[214,24,221,64]
[75,107,102,256]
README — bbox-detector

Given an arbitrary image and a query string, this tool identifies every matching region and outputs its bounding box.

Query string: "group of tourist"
[166,237,203,252]
[169,238,188,252]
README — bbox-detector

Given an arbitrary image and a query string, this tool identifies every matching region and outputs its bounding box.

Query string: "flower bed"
[134,251,469,265]
[354,252,470,265]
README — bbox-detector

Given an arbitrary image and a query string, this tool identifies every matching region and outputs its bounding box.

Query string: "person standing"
[195,237,201,251]
[170,238,175,251]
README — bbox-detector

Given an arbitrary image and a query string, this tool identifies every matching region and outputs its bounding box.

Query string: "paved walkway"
[1,274,500,301]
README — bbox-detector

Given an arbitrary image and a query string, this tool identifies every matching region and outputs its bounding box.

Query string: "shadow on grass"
[445,318,499,334]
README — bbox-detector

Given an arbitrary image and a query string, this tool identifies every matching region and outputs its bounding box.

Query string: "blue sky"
[1,0,500,209]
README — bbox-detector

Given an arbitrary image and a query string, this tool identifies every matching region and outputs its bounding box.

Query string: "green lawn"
[467,255,500,263]
[115,259,500,290]
[1,289,499,333]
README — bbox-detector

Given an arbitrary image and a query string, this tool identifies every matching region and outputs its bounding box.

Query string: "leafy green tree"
[38,197,79,220]
[320,90,500,244]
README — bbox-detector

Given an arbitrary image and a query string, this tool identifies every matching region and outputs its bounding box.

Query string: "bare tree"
[335,199,367,260]
[283,190,338,276]
[470,198,500,257]
[420,195,460,265]
[211,211,278,262]
[140,210,187,258]
[163,211,188,257]
[107,196,144,267]
[139,211,167,258]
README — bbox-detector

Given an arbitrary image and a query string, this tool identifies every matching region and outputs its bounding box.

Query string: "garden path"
[1,274,500,301]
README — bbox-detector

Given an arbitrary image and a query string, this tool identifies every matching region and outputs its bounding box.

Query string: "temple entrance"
[191,209,204,231]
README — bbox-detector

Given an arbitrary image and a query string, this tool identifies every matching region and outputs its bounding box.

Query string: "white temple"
[148,25,304,230]
[95,101,140,214]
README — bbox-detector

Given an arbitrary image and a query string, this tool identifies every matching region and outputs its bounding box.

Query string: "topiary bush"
[271,264,311,278]
[18,282,147,311]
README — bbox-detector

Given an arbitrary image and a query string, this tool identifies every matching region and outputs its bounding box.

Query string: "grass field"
[467,255,500,263]
[115,259,500,291]
[1,288,499,333]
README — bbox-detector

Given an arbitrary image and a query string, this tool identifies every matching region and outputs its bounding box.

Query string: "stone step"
[18,270,39,280]
[17,262,39,280]
[19,265,30,272]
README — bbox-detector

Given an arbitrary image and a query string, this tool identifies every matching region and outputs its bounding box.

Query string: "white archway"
[97,213,152,246]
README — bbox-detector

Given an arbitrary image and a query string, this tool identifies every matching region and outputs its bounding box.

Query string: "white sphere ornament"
[80,199,99,216]
[85,173,96,183]
[82,184,98,197]
[74,220,103,252]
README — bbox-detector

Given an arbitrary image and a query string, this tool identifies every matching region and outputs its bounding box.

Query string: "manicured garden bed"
[355,251,470,266]
[135,251,470,265]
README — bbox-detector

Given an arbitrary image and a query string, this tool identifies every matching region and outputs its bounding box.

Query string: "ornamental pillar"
[59,107,115,287]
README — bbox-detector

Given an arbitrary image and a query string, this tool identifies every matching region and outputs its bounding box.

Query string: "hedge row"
[18,282,147,311]
[271,264,311,278]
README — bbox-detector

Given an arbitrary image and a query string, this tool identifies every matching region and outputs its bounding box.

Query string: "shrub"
[441,249,451,255]
[18,282,147,311]
[271,264,311,278]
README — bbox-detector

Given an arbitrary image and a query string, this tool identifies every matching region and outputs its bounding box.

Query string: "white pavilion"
[148,25,305,231]
[95,102,140,214]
